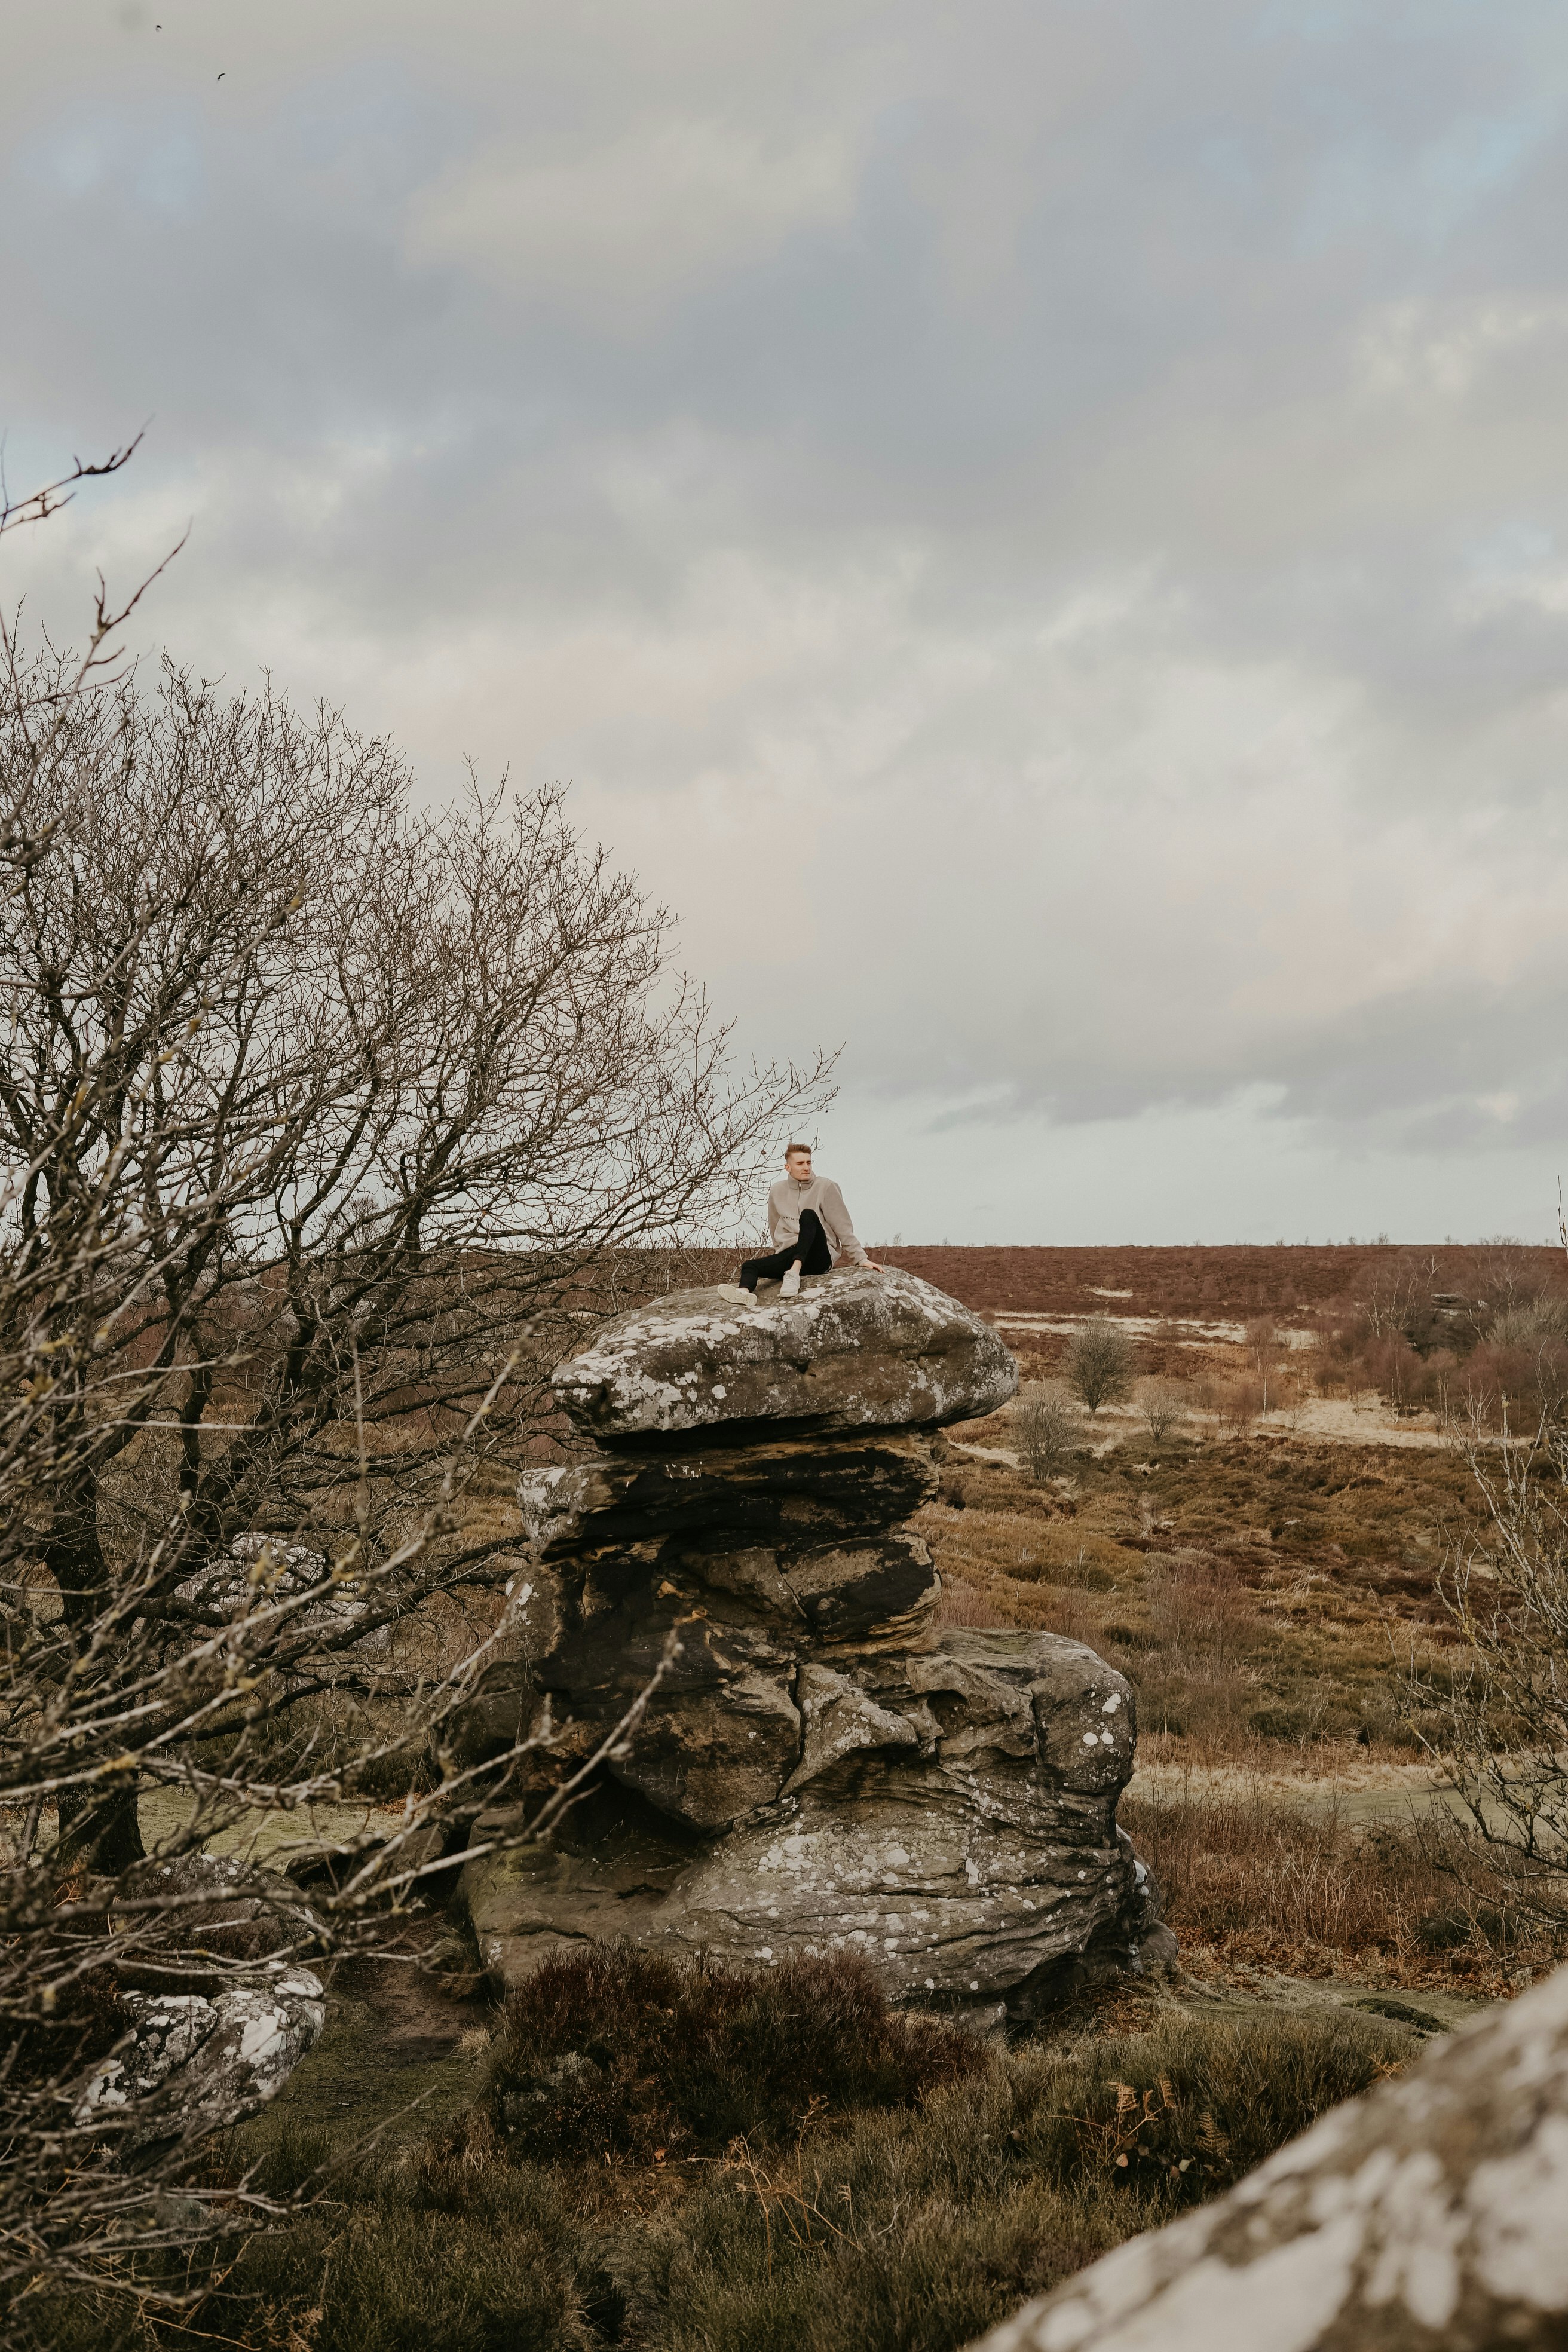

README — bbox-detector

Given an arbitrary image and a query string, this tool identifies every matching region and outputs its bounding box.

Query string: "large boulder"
[458,1266,1165,2017]
[76,1857,327,2153]
[550,1265,1017,1443]
[461,1631,1168,2011]
[76,1971,327,2152]
[966,1959,1568,2352]
[659,1632,1144,2004]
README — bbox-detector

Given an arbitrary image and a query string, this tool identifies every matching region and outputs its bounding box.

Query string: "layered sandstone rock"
[461,1267,1172,2013]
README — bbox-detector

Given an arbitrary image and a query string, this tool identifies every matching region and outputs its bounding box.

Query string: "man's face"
[786,1149,812,1182]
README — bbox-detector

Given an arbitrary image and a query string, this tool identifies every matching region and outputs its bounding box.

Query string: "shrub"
[1138,1379,1186,1441]
[1064,1319,1134,1416]
[482,1944,986,2161]
[1202,1375,1266,1434]
[1014,1382,1080,1480]
[1014,2009,1410,2201]
[626,2008,1411,2352]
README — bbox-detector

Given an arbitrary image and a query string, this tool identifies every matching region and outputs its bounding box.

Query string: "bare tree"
[1138,1378,1186,1443]
[1410,1200,1568,1937]
[1014,1382,1079,1481]
[0,464,831,2310]
[1242,1316,1287,1414]
[1064,1318,1133,1417]
[1414,1426,1568,1936]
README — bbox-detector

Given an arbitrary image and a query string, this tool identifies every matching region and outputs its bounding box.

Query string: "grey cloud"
[5,0,1568,1233]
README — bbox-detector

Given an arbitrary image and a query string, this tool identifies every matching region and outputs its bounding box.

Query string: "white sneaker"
[780,1262,802,1297]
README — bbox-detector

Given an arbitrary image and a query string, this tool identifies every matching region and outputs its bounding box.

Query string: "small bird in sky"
[216,71,225,81]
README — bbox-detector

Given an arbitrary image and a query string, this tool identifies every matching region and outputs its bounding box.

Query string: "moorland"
[30,1241,1568,2352]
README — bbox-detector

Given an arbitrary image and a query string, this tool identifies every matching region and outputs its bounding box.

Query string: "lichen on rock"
[550,1263,1018,1441]
[965,1958,1568,2352]
[76,1857,327,2152]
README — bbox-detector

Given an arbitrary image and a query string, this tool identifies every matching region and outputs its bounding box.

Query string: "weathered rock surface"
[461,1270,1163,2014]
[173,1536,390,1659]
[550,1264,1017,1443]
[78,1971,327,2151]
[660,1633,1144,2003]
[966,1958,1568,2351]
[520,1431,940,1552]
[78,1857,326,2151]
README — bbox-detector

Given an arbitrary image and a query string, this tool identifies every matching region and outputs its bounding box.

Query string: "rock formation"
[77,1857,326,2153]
[461,1266,1173,2016]
[966,1957,1568,2352]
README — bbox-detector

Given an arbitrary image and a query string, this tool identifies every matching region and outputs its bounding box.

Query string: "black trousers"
[739,1208,832,1291]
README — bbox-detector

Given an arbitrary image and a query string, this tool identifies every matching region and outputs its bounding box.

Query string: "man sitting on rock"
[728,1143,876,1304]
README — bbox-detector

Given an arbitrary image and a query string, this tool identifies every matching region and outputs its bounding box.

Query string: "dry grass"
[24,1965,1418,2352]
[918,1429,1478,1765]
[1123,1784,1561,1990]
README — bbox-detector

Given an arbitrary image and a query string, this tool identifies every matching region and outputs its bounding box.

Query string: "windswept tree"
[0,465,830,2310]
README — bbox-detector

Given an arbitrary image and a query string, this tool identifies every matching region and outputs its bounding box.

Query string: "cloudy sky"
[5,1,1568,1244]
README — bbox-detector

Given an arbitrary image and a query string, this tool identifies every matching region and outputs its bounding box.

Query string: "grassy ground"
[24,1953,1419,2352]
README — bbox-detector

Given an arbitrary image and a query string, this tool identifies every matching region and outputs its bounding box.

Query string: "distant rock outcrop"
[966,1958,1568,2351]
[460,1266,1174,2017]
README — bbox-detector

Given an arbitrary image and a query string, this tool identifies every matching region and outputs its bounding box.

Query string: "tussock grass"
[20,1958,1416,2352]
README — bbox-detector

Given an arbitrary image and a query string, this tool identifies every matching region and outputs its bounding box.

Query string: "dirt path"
[1168,1966,1491,2038]
[1127,1757,1465,1827]
[237,1923,493,2161]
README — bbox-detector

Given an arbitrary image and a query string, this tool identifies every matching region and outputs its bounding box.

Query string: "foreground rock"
[78,1972,327,2153]
[460,1268,1172,2016]
[78,1857,326,2154]
[967,1960,1568,2352]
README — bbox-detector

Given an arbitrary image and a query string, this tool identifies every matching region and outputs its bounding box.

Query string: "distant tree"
[1014,1382,1079,1481]
[1139,1378,1186,1443]
[1244,1316,1290,1414]
[1064,1318,1133,1416]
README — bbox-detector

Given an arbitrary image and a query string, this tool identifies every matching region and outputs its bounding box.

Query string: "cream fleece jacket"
[765,1174,869,1266]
